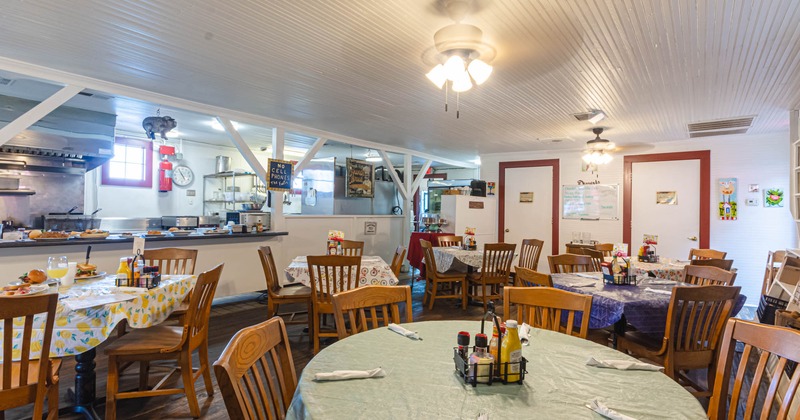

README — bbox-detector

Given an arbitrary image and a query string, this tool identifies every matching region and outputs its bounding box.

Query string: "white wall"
[481,132,797,304]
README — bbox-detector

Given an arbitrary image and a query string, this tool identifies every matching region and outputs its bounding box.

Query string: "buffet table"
[288,320,707,419]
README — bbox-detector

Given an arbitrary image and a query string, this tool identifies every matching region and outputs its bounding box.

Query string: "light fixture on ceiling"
[364,149,382,162]
[423,0,496,118]
[210,119,242,131]
[582,127,615,165]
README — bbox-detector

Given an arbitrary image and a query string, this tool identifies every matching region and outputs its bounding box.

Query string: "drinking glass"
[47,256,69,280]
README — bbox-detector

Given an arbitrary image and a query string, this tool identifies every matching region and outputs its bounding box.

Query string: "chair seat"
[277,284,312,297]
[619,330,664,359]
[169,300,190,316]
[434,270,467,279]
[105,325,184,356]
[0,358,61,389]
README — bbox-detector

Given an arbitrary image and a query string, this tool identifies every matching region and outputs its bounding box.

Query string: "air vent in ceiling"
[537,137,574,144]
[0,78,14,86]
[687,116,755,138]
[77,91,112,100]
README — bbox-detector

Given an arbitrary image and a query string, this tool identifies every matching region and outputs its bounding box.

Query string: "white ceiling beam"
[0,84,83,146]
[0,56,476,169]
[293,137,326,174]
[378,149,407,200]
[410,160,433,196]
[217,116,268,185]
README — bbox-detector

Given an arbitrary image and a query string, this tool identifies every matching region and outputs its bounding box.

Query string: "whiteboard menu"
[562,184,620,220]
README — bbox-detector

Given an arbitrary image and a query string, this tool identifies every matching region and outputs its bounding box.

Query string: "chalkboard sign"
[562,184,619,220]
[268,159,293,192]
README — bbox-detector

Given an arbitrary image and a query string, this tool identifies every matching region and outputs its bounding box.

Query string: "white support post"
[378,150,407,200]
[410,160,433,196]
[403,154,413,249]
[272,127,286,231]
[217,117,268,184]
[293,137,326,174]
[0,84,83,146]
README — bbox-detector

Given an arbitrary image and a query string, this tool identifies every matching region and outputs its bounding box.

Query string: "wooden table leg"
[60,348,101,419]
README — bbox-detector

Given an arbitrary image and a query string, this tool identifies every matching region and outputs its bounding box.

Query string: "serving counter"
[0,232,288,298]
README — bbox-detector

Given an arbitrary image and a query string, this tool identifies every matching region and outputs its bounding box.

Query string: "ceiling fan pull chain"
[445,83,449,112]
[456,92,460,119]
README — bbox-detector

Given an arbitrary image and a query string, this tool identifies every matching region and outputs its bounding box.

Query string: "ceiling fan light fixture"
[443,55,466,81]
[426,64,447,89]
[451,70,473,92]
[467,58,492,85]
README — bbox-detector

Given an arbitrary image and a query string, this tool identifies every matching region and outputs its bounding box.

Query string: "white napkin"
[314,367,386,381]
[388,323,422,340]
[644,287,672,295]
[518,322,532,346]
[587,398,638,420]
[568,280,597,288]
[575,273,601,279]
[645,280,674,285]
[586,357,663,371]
[61,293,136,311]
[114,286,148,293]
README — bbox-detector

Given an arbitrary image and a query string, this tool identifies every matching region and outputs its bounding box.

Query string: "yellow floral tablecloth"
[0,274,194,361]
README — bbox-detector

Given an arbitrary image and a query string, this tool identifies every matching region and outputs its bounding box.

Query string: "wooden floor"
[6,274,497,419]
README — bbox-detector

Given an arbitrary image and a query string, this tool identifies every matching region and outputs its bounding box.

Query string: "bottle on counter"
[500,320,523,382]
[116,257,130,287]
[468,333,493,383]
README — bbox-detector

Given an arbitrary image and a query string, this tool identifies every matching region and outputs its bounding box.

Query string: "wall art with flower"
[764,188,784,208]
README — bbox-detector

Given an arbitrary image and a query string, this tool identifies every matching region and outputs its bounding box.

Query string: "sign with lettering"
[468,201,484,209]
[562,184,620,220]
[268,159,293,192]
[346,158,374,198]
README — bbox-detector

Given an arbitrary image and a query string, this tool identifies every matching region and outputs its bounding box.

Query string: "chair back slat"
[143,247,198,275]
[518,239,544,271]
[436,235,463,247]
[332,285,412,339]
[709,319,800,420]
[340,240,364,256]
[503,287,593,339]
[583,249,605,271]
[390,246,406,276]
[690,258,734,270]
[185,264,223,349]
[514,267,553,287]
[480,243,516,283]
[683,265,737,286]
[420,240,438,279]
[689,248,727,260]
[307,256,362,308]
[214,317,298,420]
[547,254,593,274]
[258,246,283,294]
[0,293,58,409]
[593,243,614,257]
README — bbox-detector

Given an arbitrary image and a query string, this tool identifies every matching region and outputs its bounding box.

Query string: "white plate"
[168,230,192,236]
[76,232,110,239]
[74,271,108,280]
[3,284,48,297]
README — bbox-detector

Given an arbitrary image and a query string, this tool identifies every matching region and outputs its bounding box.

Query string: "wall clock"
[172,165,194,187]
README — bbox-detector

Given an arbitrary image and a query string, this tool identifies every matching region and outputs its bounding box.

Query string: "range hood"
[0,94,116,173]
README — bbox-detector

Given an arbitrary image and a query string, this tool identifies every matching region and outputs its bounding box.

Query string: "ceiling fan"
[582,127,615,164]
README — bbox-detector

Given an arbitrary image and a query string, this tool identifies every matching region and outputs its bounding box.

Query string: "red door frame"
[623,151,711,249]
[498,159,560,255]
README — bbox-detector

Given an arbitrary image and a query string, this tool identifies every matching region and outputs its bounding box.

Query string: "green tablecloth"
[287,320,706,419]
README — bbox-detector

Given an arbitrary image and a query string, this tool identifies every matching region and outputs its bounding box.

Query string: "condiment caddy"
[453,302,527,386]
[115,251,161,289]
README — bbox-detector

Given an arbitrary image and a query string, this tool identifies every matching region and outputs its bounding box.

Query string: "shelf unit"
[203,171,267,215]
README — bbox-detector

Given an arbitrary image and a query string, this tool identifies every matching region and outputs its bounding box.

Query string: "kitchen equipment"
[215,155,231,173]
[43,214,100,231]
[470,180,487,197]
[0,177,20,190]
[240,212,269,232]
[421,213,441,232]
[161,216,199,229]
[197,215,220,227]
[225,212,240,225]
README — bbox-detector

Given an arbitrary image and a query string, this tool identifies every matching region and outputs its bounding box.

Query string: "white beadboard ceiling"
[0,0,799,163]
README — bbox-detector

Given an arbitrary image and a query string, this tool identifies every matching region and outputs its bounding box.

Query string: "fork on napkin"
[586,398,638,420]
[388,323,422,340]
[586,357,663,371]
[314,367,386,381]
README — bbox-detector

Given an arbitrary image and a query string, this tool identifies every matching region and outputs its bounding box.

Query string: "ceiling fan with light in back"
[582,127,615,165]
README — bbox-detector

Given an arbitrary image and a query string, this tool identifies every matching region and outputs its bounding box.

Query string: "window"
[101,137,153,188]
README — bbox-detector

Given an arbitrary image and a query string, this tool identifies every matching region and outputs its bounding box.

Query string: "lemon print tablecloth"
[0,274,194,361]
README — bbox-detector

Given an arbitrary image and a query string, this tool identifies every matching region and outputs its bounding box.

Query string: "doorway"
[623,151,710,256]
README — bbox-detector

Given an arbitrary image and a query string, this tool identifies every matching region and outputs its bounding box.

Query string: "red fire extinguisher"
[159,158,173,192]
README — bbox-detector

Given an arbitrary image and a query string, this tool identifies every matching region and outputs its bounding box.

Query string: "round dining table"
[287,320,706,419]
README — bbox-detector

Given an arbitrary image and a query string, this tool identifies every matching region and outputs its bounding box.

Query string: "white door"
[503,166,553,272]
[631,160,700,260]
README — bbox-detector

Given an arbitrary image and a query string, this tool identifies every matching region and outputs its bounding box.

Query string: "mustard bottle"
[500,320,523,382]
[116,257,130,286]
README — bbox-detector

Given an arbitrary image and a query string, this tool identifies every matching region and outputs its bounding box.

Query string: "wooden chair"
[682,264,737,286]
[213,317,297,420]
[503,287,593,339]
[332,285,413,339]
[467,243,516,312]
[518,239,544,271]
[104,264,224,419]
[0,293,59,419]
[708,319,800,420]
[762,250,787,295]
[258,246,312,330]
[584,248,605,271]
[436,235,463,247]
[307,255,362,354]
[340,240,364,256]
[390,245,406,277]
[548,254,593,274]
[593,243,614,257]
[513,266,553,287]
[617,285,740,397]
[689,248,727,260]
[689,258,734,271]
[420,239,467,310]
[143,247,199,324]
[565,243,586,255]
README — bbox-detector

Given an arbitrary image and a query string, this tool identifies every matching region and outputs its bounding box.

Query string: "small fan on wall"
[582,127,615,165]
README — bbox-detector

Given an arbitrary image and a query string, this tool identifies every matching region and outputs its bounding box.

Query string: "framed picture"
[656,191,677,205]
[346,158,374,198]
